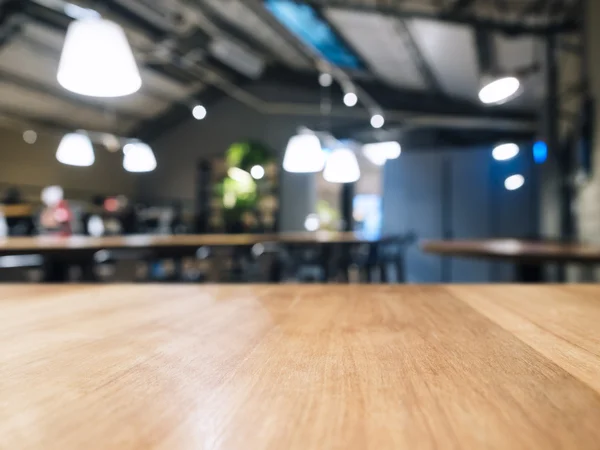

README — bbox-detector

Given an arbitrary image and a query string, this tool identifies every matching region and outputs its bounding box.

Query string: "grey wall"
[383,146,538,282]
[0,126,138,201]
[141,83,358,231]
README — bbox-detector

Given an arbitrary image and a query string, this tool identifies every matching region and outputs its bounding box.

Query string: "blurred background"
[0,0,594,283]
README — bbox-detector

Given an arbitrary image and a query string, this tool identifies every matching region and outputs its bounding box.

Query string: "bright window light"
[492,143,519,161]
[479,76,520,105]
[265,0,362,69]
[504,174,525,191]
[57,18,142,97]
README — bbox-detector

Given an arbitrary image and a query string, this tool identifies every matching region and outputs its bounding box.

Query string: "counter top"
[422,238,600,262]
[2,285,600,449]
[0,232,376,255]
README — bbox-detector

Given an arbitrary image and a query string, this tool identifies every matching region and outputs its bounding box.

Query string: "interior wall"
[140,84,360,231]
[0,126,137,202]
[572,0,600,280]
[383,146,538,282]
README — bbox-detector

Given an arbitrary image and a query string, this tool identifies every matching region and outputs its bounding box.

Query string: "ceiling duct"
[208,37,265,79]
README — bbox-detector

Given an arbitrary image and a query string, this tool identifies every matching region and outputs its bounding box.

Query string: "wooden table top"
[0,232,376,255]
[422,238,600,263]
[2,285,600,449]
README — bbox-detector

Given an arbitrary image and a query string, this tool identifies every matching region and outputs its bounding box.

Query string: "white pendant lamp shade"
[362,141,401,165]
[323,147,360,183]
[57,18,142,97]
[56,132,95,167]
[478,76,520,105]
[123,141,157,173]
[283,134,325,173]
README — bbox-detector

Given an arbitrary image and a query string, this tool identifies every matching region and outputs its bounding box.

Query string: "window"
[265,0,362,69]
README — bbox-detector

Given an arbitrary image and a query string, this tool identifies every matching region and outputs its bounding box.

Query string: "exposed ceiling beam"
[394,19,443,94]
[262,66,535,124]
[475,27,497,76]
[0,106,119,134]
[0,68,145,122]
[308,3,372,73]
[447,0,477,14]
[331,123,534,150]
[303,0,578,35]
[187,0,281,64]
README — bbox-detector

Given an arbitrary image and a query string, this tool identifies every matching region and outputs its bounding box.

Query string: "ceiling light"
[362,141,401,165]
[250,165,265,179]
[370,114,385,129]
[123,141,157,173]
[23,130,37,144]
[209,37,265,79]
[533,140,547,164]
[41,186,64,207]
[504,174,525,191]
[323,147,360,183]
[343,92,358,107]
[319,73,332,87]
[283,133,325,173]
[192,105,207,120]
[479,76,520,105]
[57,18,142,97]
[56,132,95,167]
[304,213,320,231]
[492,143,519,161]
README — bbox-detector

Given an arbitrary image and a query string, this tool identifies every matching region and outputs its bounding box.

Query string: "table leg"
[515,263,544,283]
[43,257,70,282]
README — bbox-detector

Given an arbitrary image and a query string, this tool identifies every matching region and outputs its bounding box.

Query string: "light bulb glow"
[479,76,520,105]
[57,18,142,97]
[533,140,547,164]
[343,92,358,107]
[56,132,95,167]
[123,141,157,172]
[319,73,332,87]
[504,174,525,191]
[362,141,401,165]
[492,143,519,161]
[227,167,253,184]
[323,147,360,183]
[23,130,37,144]
[250,165,265,179]
[370,114,385,129]
[283,134,325,173]
[304,213,320,231]
[41,185,64,207]
[192,105,207,120]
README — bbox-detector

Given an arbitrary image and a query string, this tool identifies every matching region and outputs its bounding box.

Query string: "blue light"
[265,0,362,69]
[533,141,547,164]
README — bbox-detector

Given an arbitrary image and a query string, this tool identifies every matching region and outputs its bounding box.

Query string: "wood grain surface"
[0,232,375,255]
[422,239,600,263]
[2,285,600,449]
